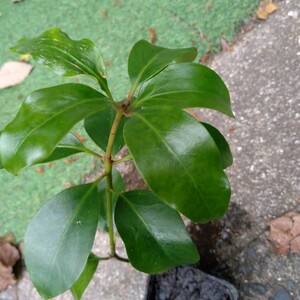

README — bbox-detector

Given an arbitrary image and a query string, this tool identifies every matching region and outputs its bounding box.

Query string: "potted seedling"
[0,28,234,299]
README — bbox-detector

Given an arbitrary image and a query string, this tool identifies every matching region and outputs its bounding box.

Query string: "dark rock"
[270,287,293,300]
[241,282,267,297]
[146,266,238,300]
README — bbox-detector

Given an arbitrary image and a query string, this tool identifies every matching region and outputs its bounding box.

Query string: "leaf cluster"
[0,28,233,299]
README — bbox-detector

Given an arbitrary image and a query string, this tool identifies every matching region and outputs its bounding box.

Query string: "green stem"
[95,256,111,261]
[104,109,124,256]
[112,153,132,165]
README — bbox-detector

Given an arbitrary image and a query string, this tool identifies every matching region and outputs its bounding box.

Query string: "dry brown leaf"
[20,54,31,63]
[256,0,278,20]
[99,7,108,18]
[0,61,33,90]
[0,243,20,267]
[63,157,78,164]
[148,28,157,44]
[206,2,212,9]
[0,264,15,291]
[36,166,45,174]
[268,212,300,254]
[105,60,113,67]
[0,241,20,291]
[220,38,234,52]
[200,54,210,64]
[74,133,85,144]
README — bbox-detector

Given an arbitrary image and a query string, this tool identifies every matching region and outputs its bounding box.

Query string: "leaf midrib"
[9,96,106,166]
[35,41,101,81]
[43,183,97,293]
[132,48,191,89]
[137,89,227,107]
[133,112,212,218]
[120,193,174,264]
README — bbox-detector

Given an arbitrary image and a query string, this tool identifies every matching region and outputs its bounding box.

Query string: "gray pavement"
[1,0,299,299]
[195,0,300,298]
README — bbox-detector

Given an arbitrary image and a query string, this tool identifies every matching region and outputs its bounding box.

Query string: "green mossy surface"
[0,0,259,240]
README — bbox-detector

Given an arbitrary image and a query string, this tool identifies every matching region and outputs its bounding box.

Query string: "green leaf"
[115,190,199,274]
[84,107,126,156]
[201,122,233,169]
[98,168,125,232]
[128,40,197,86]
[135,63,233,117]
[40,133,88,164]
[124,107,231,223]
[0,83,110,174]
[10,28,110,95]
[24,183,100,298]
[71,253,99,300]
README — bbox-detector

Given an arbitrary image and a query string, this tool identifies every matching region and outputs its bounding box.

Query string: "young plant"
[0,28,233,299]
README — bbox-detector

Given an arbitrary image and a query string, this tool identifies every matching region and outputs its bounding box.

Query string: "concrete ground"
[196,0,299,298]
[1,0,299,299]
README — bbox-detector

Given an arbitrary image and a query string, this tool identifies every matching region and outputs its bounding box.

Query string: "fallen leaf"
[64,157,78,164]
[206,2,212,9]
[105,60,113,67]
[228,126,235,134]
[20,54,30,63]
[268,212,300,254]
[0,243,20,267]
[256,0,278,20]
[0,61,33,90]
[200,54,210,64]
[74,133,85,144]
[47,162,56,168]
[148,28,157,44]
[99,7,108,18]
[220,38,234,52]
[0,236,20,291]
[0,264,15,291]
[36,166,45,174]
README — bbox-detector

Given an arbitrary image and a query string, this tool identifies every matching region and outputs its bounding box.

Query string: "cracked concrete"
[192,0,300,298]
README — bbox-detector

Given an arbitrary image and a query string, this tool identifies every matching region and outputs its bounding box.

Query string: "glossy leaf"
[115,190,199,274]
[128,40,197,86]
[71,253,99,300]
[124,107,231,223]
[201,122,233,169]
[0,83,110,174]
[98,169,125,232]
[10,28,110,95]
[135,63,233,117]
[84,107,126,156]
[41,133,88,163]
[24,183,100,298]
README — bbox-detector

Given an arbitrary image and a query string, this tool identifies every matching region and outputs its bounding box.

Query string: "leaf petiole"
[112,153,132,165]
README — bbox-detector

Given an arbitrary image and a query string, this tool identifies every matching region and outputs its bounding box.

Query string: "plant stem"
[104,109,124,256]
[112,153,132,165]
[115,254,129,263]
[95,256,111,261]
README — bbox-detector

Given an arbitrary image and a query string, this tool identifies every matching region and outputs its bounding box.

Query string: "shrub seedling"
[0,28,233,299]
